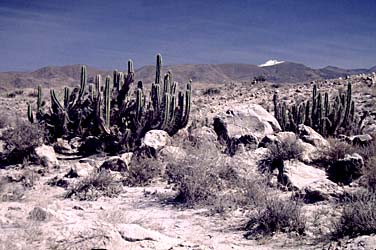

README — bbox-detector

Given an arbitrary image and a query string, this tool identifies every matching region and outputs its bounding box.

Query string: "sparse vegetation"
[27,54,192,154]
[123,155,161,187]
[245,197,306,238]
[0,120,45,166]
[65,170,122,201]
[274,83,368,137]
[258,138,303,173]
[332,190,376,239]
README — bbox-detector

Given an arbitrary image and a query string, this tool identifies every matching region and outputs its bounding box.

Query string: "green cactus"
[273,82,366,137]
[27,54,192,153]
[27,103,34,123]
[104,76,111,129]
[78,65,87,100]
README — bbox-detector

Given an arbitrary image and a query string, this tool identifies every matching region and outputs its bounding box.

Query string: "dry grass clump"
[65,170,122,201]
[245,197,306,238]
[332,190,376,239]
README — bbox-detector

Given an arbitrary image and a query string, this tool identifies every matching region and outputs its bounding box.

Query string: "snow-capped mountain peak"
[259,60,285,67]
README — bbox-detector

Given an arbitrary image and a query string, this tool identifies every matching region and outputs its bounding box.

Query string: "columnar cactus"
[27,54,192,153]
[273,82,367,137]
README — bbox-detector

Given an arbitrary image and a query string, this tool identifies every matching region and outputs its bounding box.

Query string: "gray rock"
[34,144,58,167]
[281,160,343,203]
[100,153,133,172]
[142,130,171,151]
[328,153,364,185]
[298,124,329,148]
[213,103,281,142]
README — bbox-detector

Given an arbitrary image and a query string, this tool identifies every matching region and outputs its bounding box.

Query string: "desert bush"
[332,190,376,239]
[0,120,45,166]
[245,197,306,238]
[325,138,376,188]
[123,155,161,187]
[203,87,221,96]
[364,156,376,191]
[258,139,303,173]
[165,144,269,211]
[65,170,122,201]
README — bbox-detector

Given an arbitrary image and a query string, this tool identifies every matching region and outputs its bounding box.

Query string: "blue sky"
[0,0,375,71]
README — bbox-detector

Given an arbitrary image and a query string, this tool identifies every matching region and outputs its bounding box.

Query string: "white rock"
[34,144,58,167]
[143,130,171,151]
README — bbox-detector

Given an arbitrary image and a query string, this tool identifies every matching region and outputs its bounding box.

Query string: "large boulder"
[327,153,364,185]
[142,130,171,151]
[281,160,343,203]
[213,104,281,154]
[298,124,329,148]
[213,104,281,141]
[34,144,58,167]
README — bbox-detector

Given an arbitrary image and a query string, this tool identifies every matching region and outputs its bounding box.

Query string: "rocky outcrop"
[281,160,343,203]
[213,104,281,155]
[298,124,329,148]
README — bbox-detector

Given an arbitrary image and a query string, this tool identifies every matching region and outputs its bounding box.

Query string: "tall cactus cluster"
[273,83,367,137]
[27,54,192,152]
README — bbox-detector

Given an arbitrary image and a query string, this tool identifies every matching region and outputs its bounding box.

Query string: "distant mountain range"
[0,61,375,91]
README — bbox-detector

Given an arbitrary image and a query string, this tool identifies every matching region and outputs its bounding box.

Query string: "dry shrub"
[332,190,376,239]
[245,197,306,238]
[364,156,376,191]
[325,138,359,162]
[65,170,122,201]
[123,154,161,187]
[326,138,376,189]
[1,120,45,166]
[258,139,303,173]
[165,144,268,210]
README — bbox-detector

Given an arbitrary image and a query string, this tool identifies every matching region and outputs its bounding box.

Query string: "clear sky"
[0,0,375,71]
